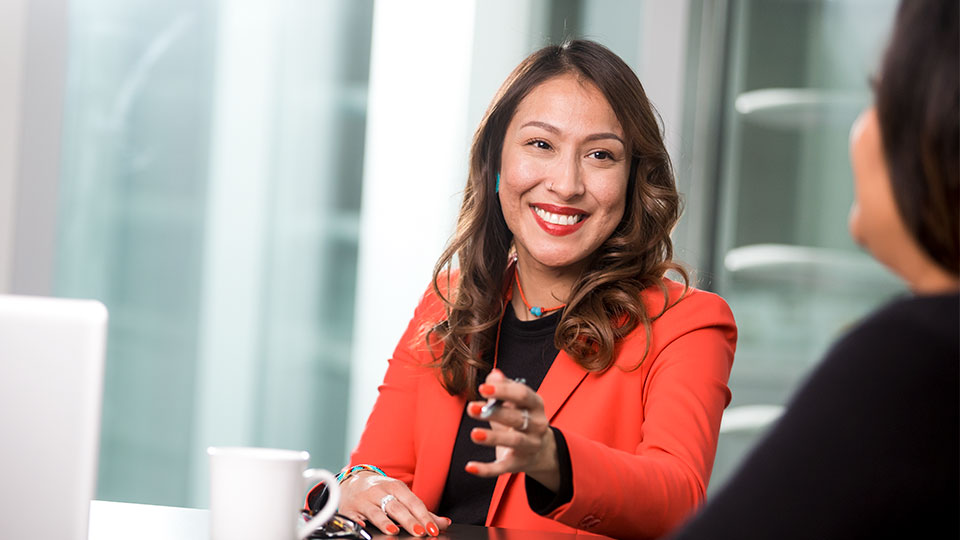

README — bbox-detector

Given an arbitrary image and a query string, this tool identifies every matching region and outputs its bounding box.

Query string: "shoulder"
[825,292,958,374]
[410,269,460,323]
[784,293,959,433]
[615,278,737,358]
[642,278,736,331]
[391,273,457,358]
[851,292,957,341]
[782,293,959,460]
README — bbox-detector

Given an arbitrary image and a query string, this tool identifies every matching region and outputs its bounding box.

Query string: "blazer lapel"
[485,350,588,524]
[536,350,589,422]
[413,373,466,511]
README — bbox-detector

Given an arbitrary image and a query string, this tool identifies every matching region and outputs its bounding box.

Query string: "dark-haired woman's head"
[849,0,959,289]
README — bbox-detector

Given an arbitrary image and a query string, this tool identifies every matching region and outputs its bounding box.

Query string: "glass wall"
[702,0,901,489]
[55,0,373,507]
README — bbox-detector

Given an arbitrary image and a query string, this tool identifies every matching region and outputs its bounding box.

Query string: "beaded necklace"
[492,264,566,370]
[514,268,567,318]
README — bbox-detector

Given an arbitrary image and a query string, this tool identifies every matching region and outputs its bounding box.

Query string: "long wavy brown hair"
[427,40,687,398]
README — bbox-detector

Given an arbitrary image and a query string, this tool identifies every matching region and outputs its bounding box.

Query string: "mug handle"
[298,468,341,540]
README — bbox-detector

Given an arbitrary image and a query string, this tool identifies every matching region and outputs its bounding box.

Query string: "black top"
[671,292,960,539]
[437,307,574,524]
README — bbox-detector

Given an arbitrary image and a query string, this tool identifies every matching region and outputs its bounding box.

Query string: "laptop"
[0,295,108,540]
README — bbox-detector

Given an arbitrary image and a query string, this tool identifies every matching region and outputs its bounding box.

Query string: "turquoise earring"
[495,172,500,193]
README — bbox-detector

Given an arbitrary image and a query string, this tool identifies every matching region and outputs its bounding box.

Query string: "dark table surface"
[366,523,606,539]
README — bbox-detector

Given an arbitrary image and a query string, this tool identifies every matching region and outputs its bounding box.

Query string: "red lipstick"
[530,204,588,236]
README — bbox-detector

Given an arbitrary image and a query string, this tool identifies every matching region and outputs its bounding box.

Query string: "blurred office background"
[0,0,900,508]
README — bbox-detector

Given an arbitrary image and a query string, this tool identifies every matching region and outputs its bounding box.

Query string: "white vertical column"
[467,0,541,130]
[0,0,27,294]
[345,0,478,455]
[189,0,282,506]
[638,0,691,170]
[6,0,69,295]
[637,0,711,274]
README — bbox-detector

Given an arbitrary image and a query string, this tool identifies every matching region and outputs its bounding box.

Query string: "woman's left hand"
[464,369,560,492]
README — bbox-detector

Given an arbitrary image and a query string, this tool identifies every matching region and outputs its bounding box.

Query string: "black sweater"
[671,292,959,539]
[436,307,574,524]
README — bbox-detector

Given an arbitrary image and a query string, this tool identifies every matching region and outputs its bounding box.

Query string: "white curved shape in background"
[719,404,785,434]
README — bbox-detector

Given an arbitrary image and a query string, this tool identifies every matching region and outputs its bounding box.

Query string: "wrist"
[342,470,379,488]
[337,463,387,484]
[526,429,561,492]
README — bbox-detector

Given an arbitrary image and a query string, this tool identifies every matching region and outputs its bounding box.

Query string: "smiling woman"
[309,40,738,540]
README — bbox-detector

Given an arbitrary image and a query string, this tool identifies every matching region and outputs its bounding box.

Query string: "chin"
[849,230,865,248]
[525,250,590,271]
[847,219,866,248]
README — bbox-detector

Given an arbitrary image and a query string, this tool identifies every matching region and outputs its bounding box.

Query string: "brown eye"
[590,151,612,160]
[529,140,552,150]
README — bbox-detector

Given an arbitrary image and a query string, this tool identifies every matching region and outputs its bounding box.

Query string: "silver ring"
[379,494,396,514]
[520,409,530,431]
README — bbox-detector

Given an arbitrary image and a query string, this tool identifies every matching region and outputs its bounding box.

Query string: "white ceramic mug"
[207,447,340,540]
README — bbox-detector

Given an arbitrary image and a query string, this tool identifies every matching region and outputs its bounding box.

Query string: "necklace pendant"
[530,306,543,317]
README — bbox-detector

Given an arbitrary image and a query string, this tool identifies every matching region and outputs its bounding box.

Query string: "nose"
[547,156,585,199]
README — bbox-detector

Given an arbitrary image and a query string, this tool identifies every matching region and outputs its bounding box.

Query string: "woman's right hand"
[337,471,450,537]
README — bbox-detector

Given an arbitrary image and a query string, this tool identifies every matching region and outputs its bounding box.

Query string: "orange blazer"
[349,278,736,539]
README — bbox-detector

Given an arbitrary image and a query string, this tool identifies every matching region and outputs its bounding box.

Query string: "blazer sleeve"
[544,290,737,540]
[347,285,447,485]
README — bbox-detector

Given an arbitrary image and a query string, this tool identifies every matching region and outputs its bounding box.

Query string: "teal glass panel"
[55,0,373,507]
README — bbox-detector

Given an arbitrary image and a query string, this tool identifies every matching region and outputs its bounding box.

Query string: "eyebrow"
[520,121,625,145]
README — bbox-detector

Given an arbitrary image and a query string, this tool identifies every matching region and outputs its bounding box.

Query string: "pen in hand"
[479,378,526,419]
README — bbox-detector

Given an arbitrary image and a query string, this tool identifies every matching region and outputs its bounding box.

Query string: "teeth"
[535,207,583,226]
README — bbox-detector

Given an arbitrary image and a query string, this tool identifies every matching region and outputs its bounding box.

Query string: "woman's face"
[848,107,913,272]
[498,74,629,276]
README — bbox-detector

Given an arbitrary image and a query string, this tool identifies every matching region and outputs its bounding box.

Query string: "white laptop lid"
[0,295,108,540]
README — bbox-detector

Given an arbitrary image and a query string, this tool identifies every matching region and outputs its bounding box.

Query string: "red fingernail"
[465,464,479,474]
[479,384,494,396]
[386,524,399,535]
[427,522,440,536]
[414,524,426,536]
[471,429,487,442]
[468,403,483,416]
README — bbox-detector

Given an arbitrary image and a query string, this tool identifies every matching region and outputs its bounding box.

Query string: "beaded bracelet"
[336,464,387,484]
